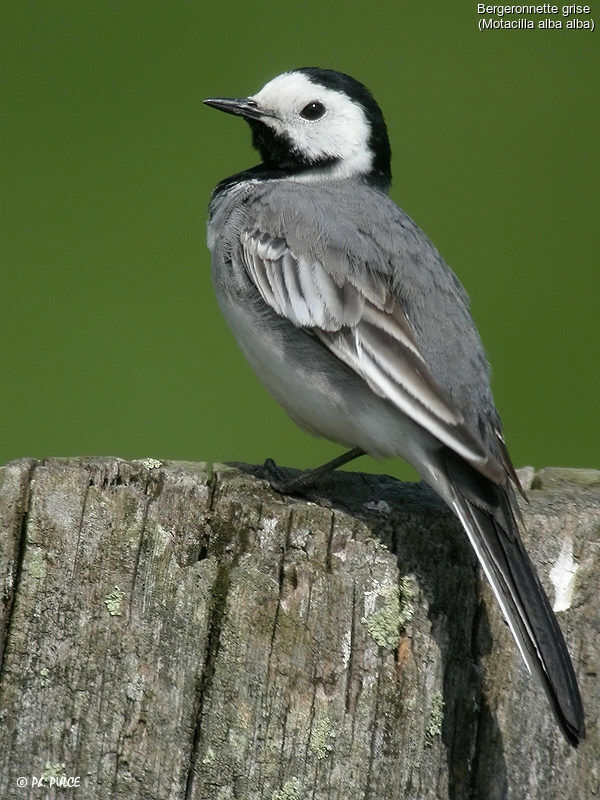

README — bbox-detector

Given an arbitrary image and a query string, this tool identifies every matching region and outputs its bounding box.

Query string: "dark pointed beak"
[203,96,272,121]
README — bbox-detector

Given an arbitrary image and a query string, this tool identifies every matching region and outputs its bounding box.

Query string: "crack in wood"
[0,460,36,685]
[183,475,232,800]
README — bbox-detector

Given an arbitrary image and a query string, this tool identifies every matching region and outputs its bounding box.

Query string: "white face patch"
[250,72,374,181]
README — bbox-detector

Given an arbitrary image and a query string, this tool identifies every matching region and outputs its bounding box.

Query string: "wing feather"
[357,320,459,422]
[240,227,504,481]
[280,252,309,323]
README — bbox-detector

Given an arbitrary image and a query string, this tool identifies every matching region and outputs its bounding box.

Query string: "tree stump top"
[0,457,598,799]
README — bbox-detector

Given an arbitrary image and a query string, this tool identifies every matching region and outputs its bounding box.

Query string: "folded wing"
[241,227,506,484]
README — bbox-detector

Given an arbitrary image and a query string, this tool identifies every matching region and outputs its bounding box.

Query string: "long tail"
[436,448,585,746]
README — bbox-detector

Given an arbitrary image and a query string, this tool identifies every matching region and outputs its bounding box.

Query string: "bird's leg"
[263,447,365,494]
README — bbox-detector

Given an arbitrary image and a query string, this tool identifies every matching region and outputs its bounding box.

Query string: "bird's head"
[204,68,392,190]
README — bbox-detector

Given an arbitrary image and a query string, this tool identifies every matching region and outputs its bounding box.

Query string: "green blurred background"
[2,1,598,479]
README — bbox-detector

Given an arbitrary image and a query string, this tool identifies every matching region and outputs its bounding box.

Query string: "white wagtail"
[204,68,584,745]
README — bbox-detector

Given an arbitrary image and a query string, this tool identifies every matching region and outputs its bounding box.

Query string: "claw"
[262,458,309,494]
[262,448,365,495]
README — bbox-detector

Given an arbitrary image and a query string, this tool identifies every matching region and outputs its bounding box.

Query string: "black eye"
[300,101,326,120]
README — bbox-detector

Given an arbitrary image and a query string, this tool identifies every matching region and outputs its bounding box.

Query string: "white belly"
[218,291,432,467]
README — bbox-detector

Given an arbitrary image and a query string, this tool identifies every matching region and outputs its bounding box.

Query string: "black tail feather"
[440,449,585,746]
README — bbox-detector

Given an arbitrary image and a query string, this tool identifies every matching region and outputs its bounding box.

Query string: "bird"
[203,67,585,745]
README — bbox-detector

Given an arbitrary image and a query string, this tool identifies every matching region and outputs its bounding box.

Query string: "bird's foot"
[262,458,317,494]
[262,448,365,495]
